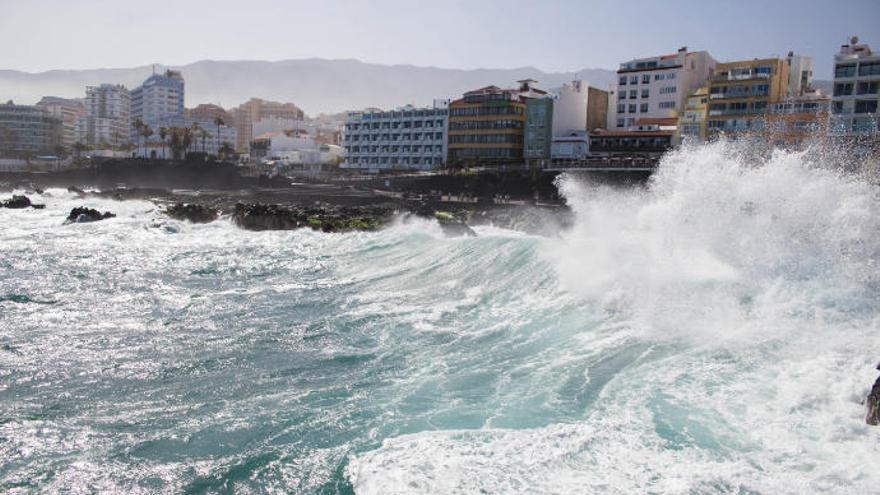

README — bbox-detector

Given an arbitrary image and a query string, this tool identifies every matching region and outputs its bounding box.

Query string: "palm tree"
[133,118,144,158]
[159,127,168,159]
[142,125,154,158]
[199,128,210,154]
[169,127,182,160]
[182,127,194,157]
[214,116,225,154]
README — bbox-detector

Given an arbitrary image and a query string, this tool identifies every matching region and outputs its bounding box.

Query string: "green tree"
[218,141,235,161]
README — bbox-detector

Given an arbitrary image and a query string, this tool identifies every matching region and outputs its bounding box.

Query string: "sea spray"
[348,142,880,494]
[0,142,878,493]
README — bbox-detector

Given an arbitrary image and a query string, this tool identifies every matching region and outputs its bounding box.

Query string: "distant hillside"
[0,59,617,115]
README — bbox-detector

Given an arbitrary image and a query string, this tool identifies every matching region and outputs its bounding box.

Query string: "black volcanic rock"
[165,203,218,224]
[65,207,116,224]
[867,364,880,426]
[2,195,32,209]
[232,202,385,232]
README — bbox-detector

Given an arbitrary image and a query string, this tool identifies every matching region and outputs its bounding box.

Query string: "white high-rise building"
[77,84,131,147]
[607,47,717,129]
[831,37,880,135]
[130,70,184,131]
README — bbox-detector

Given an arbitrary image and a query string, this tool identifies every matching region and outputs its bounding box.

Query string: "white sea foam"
[348,142,880,494]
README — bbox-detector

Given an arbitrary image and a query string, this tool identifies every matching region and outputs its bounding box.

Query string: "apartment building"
[35,96,85,148]
[0,102,63,156]
[342,103,448,171]
[448,80,547,166]
[607,47,717,129]
[231,98,305,152]
[831,37,880,135]
[706,58,790,135]
[77,84,131,147]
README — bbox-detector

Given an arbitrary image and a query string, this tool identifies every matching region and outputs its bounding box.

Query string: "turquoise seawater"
[1,143,879,493]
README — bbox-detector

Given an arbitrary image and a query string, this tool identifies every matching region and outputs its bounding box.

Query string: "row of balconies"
[709,91,770,100]
[342,136,443,143]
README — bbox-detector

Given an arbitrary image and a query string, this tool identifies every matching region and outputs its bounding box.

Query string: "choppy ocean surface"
[1,143,879,494]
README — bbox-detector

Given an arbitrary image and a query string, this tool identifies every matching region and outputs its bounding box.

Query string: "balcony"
[712,72,771,82]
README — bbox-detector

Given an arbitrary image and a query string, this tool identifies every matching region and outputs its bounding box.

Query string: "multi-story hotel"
[831,37,879,135]
[448,80,548,166]
[35,97,85,148]
[341,103,448,171]
[706,58,791,135]
[77,84,131,147]
[130,70,185,134]
[607,47,717,129]
[231,98,305,152]
[0,102,63,156]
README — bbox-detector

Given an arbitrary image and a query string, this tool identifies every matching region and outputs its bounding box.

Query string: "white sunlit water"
[1,142,879,494]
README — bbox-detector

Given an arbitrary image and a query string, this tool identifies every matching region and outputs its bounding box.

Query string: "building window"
[640,103,648,113]
[630,76,638,85]
[641,89,649,98]
[659,101,676,109]
[629,90,637,99]
[857,81,879,95]
[642,75,650,84]
[654,74,663,81]
[616,118,625,128]
[835,64,856,78]
[834,83,854,96]
[617,103,625,113]
[854,100,878,114]
[619,76,627,85]
[628,104,637,113]
[660,86,677,94]
[859,61,880,77]
[667,72,676,80]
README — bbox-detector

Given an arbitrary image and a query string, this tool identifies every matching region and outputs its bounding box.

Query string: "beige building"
[707,58,790,136]
[231,98,305,152]
[35,96,86,148]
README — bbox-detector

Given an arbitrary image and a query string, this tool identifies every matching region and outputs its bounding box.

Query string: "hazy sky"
[3,0,878,78]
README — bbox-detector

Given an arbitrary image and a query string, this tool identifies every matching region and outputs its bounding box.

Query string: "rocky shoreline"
[0,159,575,236]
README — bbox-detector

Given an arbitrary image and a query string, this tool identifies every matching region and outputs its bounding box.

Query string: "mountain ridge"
[0,58,617,115]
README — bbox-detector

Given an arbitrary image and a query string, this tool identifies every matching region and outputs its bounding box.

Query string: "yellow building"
[676,86,708,143]
[707,58,790,136]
